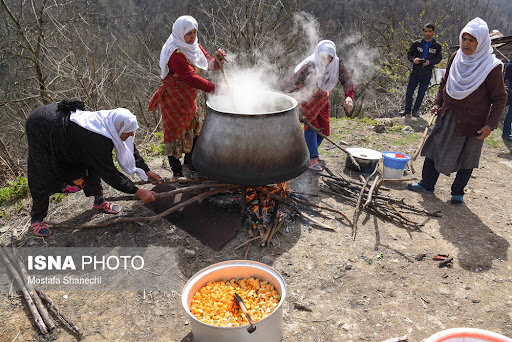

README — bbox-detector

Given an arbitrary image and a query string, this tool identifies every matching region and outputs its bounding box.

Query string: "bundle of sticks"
[49,178,352,258]
[320,167,441,240]
[0,232,82,338]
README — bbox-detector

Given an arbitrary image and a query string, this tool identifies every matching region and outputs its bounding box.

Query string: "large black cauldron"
[192,92,309,185]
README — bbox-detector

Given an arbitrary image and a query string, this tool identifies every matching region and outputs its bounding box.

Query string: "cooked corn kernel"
[190,277,281,327]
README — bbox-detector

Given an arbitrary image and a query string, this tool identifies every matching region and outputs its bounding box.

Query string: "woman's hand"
[344,97,354,111]
[135,188,156,203]
[146,171,162,185]
[476,125,492,140]
[430,104,440,115]
[214,49,227,64]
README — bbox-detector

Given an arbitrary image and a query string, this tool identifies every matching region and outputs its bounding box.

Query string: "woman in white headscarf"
[407,18,507,204]
[149,15,227,177]
[287,40,355,171]
[26,100,161,237]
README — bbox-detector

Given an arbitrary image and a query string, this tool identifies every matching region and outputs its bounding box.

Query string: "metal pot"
[192,92,309,185]
[345,147,382,173]
[181,260,286,342]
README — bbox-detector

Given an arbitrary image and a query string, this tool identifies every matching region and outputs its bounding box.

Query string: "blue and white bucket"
[382,152,411,179]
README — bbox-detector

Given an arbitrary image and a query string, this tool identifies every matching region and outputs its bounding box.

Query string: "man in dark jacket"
[400,23,443,117]
[502,58,512,141]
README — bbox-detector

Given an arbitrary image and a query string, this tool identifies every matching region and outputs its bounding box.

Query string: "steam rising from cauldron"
[207,11,379,114]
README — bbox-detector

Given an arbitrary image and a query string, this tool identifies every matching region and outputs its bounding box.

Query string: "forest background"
[1,0,511,186]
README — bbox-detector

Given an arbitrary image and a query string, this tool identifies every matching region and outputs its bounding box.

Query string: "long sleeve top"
[434,52,507,135]
[287,60,355,98]
[66,122,149,194]
[407,38,443,73]
[167,44,220,93]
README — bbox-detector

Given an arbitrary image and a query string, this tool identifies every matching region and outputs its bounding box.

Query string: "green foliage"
[51,193,66,203]
[0,177,29,207]
[145,132,165,156]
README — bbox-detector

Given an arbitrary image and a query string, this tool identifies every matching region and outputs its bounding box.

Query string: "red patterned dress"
[288,60,355,136]
[148,44,219,158]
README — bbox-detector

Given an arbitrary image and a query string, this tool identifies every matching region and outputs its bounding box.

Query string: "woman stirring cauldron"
[26,100,161,237]
[287,40,355,172]
[149,15,227,178]
[407,18,507,204]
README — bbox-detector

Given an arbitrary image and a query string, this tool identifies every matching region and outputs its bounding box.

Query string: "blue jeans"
[503,105,512,137]
[419,158,473,196]
[405,71,432,113]
[304,129,324,159]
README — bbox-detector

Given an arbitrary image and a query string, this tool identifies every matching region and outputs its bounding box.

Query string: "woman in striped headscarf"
[149,15,226,177]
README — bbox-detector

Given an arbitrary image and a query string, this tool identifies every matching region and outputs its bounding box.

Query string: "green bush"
[0,176,29,207]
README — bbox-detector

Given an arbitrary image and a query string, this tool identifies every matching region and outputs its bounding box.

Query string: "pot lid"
[345,147,383,160]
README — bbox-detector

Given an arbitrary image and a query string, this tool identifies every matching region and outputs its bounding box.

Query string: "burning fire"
[241,182,290,244]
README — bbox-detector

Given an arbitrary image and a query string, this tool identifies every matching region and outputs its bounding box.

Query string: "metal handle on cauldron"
[234,292,257,333]
[302,119,360,170]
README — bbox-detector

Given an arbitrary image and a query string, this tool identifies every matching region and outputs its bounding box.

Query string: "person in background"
[501,57,512,141]
[26,100,161,237]
[400,23,443,117]
[149,15,226,178]
[287,40,355,172]
[407,18,507,205]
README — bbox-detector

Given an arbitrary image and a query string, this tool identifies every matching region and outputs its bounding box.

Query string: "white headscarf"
[70,108,148,181]
[446,17,503,100]
[159,15,208,79]
[295,40,340,92]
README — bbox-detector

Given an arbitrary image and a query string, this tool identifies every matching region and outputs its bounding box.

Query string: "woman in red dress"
[149,15,226,177]
[288,40,355,171]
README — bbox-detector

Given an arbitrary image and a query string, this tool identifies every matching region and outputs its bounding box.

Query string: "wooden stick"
[352,168,378,240]
[244,242,252,260]
[267,216,285,245]
[292,196,353,226]
[134,177,207,185]
[8,247,55,331]
[50,185,237,229]
[0,247,48,335]
[235,236,262,250]
[36,289,83,338]
[410,114,436,174]
[105,183,228,201]
[216,56,230,87]
[364,175,381,209]
[301,212,335,230]
[302,119,360,169]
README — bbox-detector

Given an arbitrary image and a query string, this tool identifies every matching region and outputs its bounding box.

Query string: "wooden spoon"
[234,292,256,333]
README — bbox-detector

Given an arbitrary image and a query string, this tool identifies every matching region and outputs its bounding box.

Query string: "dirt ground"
[1,116,512,342]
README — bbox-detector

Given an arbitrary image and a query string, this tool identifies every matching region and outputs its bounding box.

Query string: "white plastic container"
[382,152,411,180]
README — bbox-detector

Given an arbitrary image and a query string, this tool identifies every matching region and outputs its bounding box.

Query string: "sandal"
[308,158,324,172]
[31,221,51,237]
[93,201,121,214]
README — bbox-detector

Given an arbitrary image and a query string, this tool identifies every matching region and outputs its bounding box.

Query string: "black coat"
[407,38,443,73]
[26,103,149,199]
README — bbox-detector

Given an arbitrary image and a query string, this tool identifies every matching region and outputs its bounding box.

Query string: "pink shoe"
[62,184,82,194]
[308,158,323,171]
[93,201,121,214]
[31,221,51,237]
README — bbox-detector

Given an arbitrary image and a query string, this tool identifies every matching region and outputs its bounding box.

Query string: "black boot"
[168,156,183,177]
